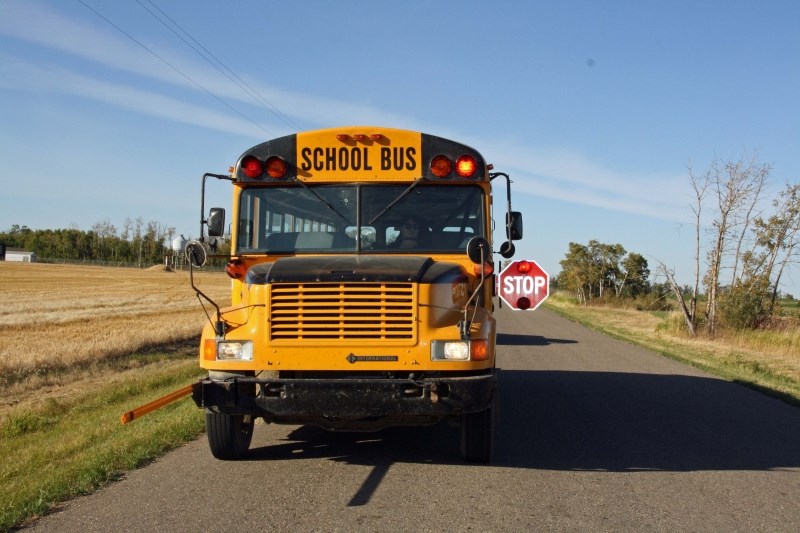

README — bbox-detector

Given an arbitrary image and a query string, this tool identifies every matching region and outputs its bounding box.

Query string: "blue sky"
[1,1,798,292]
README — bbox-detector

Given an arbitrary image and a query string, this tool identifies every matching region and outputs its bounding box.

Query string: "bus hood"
[245,255,467,284]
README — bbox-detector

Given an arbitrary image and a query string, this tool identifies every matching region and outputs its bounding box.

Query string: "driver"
[389,216,429,249]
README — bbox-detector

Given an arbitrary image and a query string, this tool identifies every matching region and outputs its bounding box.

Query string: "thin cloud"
[0,1,417,133]
[0,56,267,138]
[1,0,690,223]
[468,138,688,222]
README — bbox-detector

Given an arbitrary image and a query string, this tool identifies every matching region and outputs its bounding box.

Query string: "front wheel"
[460,406,493,462]
[205,412,254,460]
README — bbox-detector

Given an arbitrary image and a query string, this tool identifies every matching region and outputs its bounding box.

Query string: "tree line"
[555,240,653,305]
[555,153,799,334]
[0,218,178,267]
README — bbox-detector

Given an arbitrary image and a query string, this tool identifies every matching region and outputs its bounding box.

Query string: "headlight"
[216,340,253,361]
[431,339,489,361]
[442,341,470,360]
[431,340,470,361]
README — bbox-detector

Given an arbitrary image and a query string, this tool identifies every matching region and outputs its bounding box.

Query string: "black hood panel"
[260,255,465,284]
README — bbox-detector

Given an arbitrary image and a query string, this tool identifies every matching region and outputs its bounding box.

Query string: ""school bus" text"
[300,146,417,172]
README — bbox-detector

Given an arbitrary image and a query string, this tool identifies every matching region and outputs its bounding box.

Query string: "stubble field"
[0,262,230,421]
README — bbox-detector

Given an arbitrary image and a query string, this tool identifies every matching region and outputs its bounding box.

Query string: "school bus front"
[191,126,522,462]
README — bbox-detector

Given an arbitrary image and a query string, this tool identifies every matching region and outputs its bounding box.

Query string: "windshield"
[236,184,485,254]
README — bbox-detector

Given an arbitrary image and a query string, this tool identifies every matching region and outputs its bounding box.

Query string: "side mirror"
[466,236,491,264]
[499,241,515,259]
[207,208,225,238]
[185,240,208,267]
[499,211,522,257]
[507,211,523,240]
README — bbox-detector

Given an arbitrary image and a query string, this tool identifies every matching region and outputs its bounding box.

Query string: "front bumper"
[192,373,495,426]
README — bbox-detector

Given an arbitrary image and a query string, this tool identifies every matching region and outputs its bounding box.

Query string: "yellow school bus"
[188,126,522,462]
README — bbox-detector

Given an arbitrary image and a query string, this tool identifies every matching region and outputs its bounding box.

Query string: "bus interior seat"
[265,231,335,251]
[432,231,472,250]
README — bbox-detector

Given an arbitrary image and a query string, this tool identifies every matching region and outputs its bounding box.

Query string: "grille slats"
[269,283,416,341]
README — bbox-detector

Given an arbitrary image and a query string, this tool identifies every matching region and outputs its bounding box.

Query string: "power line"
[138,0,302,132]
[76,0,275,137]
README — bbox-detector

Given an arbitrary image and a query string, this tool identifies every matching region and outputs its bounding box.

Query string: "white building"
[4,249,37,262]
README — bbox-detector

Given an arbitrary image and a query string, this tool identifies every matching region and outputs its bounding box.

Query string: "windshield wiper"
[368,177,424,224]
[291,178,351,224]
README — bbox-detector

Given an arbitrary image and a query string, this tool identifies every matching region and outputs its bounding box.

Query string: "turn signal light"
[241,155,263,179]
[472,263,494,276]
[225,259,247,280]
[471,340,489,361]
[430,155,452,177]
[203,339,217,361]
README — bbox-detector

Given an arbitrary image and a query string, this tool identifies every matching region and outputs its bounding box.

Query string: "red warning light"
[455,155,477,177]
[241,156,263,179]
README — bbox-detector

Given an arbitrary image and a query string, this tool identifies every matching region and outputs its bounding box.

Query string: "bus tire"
[460,406,493,463]
[205,412,254,460]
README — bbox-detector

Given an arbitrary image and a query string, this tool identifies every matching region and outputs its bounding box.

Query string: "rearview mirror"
[507,211,523,240]
[207,208,225,238]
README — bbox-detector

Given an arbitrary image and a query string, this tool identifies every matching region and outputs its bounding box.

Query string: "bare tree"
[752,183,800,310]
[688,162,710,328]
[658,262,695,336]
[704,155,771,334]
[729,156,770,284]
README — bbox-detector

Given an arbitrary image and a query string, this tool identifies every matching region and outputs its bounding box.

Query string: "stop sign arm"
[498,260,549,311]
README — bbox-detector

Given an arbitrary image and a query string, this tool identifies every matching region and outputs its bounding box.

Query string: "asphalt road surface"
[28,307,800,532]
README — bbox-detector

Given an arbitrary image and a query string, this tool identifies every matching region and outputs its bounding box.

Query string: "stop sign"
[498,260,549,310]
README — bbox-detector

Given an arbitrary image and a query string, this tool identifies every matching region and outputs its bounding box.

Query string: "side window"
[385,226,400,246]
[438,227,475,250]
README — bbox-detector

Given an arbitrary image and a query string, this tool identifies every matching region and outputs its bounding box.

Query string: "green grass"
[0,359,206,531]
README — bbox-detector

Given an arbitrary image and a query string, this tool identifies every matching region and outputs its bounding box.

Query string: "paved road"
[28,307,800,532]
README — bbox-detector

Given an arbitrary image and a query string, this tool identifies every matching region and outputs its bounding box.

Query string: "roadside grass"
[0,262,228,531]
[545,293,800,406]
[0,358,205,531]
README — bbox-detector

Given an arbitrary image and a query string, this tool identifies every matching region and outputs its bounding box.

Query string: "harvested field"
[0,262,229,416]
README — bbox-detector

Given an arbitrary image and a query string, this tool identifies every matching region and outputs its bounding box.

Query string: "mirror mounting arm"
[490,172,522,258]
[200,173,234,242]
[188,257,225,338]
[490,172,513,241]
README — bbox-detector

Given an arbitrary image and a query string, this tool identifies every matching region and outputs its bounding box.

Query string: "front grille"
[269,283,416,342]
